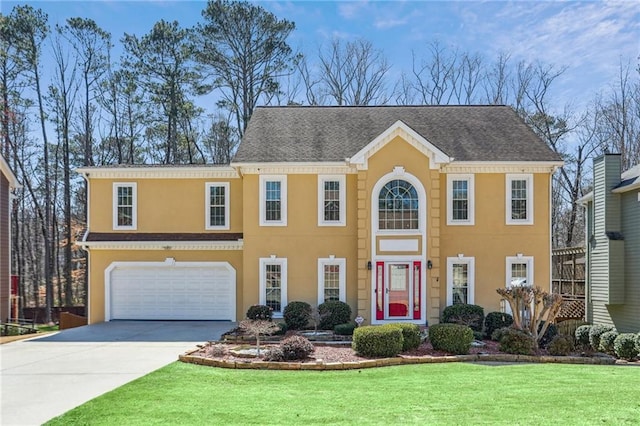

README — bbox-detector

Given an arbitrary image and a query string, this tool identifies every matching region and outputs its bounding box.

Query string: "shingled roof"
[233,105,562,163]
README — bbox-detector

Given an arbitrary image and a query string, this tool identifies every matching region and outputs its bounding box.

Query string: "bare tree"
[310,38,390,106]
[591,60,640,170]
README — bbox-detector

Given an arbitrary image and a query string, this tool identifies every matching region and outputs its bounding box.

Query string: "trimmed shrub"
[442,304,485,333]
[589,324,615,351]
[484,312,514,340]
[283,301,312,330]
[491,327,508,342]
[334,322,356,336]
[547,335,574,356]
[636,334,640,353]
[557,319,588,344]
[614,334,639,361]
[352,325,403,357]
[574,325,592,348]
[279,335,315,360]
[318,301,352,330]
[538,322,558,348]
[498,328,536,355]
[599,330,619,355]
[389,323,421,351]
[246,304,273,321]
[428,323,474,355]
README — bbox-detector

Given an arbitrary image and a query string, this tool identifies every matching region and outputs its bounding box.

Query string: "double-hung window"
[317,257,346,303]
[506,174,533,225]
[447,174,474,225]
[318,175,346,226]
[259,257,287,317]
[260,175,287,226]
[506,256,534,287]
[446,257,475,305]
[113,183,137,230]
[205,182,230,230]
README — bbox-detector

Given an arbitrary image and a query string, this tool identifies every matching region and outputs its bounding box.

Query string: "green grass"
[37,324,59,332]
[46,362,640,425]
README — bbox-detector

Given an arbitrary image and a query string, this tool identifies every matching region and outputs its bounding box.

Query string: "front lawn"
[46,362,640,425]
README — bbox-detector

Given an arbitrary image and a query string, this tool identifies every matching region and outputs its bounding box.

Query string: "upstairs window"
[260,175,287,226]
[506,174,533,225]
[447,174,474,225]
[113,183,137,230]
[318,175,346,226]
[206,182,229,230]
[378,179,419,230]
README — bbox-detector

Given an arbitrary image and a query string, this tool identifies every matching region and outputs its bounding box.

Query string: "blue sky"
[3,0,639,110]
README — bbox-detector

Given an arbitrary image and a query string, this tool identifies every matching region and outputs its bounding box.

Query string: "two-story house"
[78,105,563,326]
[579,154,640,332]
[1,153,19,322]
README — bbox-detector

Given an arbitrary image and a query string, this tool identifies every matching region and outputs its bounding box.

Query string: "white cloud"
[374,18,408,30]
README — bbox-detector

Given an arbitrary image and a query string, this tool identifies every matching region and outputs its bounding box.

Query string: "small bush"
[574,325,592,348]
[598,330,619,355]
[334,322,356,336]
[318,301,352,330]
[283,301,312,330]
[206,343,227,357]
[246,304,273,321]
[548,335,574,356]
[263,346,285,361]
[484,312,514,339]
[388,323,421,351]
[442,304,485,333]
[557,319,588,344]
[614,334,639,361]
[538,322,558,348]
[498,328,536,355]
[352,325,403,357]
[589,324,615,351]
[428,323,474,355]
[491,327,508,342]
[636,334,640,353]
[279,335,315,360]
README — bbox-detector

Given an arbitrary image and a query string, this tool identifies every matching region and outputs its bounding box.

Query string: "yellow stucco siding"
[87,249,243,324]
[241,174,359,315]
[88,178,243,233]
[440,172,552,314]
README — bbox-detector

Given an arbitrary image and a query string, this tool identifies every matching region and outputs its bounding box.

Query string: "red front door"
[376,261,422,320]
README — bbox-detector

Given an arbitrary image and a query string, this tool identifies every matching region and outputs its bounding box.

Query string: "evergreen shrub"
[428,323,474,355]
[283,301,312,330]
[442,304,485,333]
[352,325,403,357]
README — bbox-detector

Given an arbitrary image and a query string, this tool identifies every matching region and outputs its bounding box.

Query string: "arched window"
[378,179,419,230]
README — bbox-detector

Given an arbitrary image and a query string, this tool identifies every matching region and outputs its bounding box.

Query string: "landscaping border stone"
[178,349,617,370]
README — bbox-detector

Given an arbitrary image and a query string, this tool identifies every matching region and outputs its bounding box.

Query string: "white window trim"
[318,175,346,226]
[317,257,346,303]
[112,182,137,230]
[205,182,230,230]
[505,255,534,288]
[259,257,288,318]
[506,174,533,225]
[446,256,475,305]
[447,174,475,225]
[372,169,426,234]
[259,175,287,226]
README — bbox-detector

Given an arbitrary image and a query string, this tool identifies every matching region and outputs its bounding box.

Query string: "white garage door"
[106,261,236,321]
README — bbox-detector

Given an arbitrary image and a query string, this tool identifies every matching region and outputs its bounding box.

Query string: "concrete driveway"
[0,320,232,426]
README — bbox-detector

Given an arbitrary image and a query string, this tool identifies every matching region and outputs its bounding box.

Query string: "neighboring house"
[77,105,563,326]
[579,154,640,333]
[1,153,19,322]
